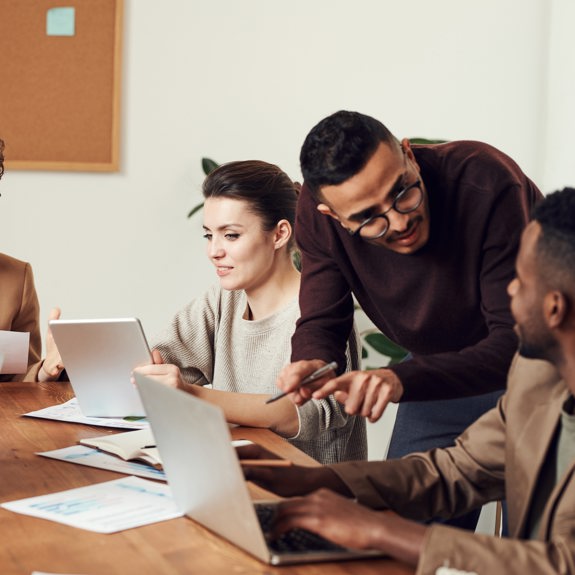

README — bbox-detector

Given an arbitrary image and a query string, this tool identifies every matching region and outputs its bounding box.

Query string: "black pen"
[265,361,338,404]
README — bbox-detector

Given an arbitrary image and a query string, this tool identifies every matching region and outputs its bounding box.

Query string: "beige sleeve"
[16,263,42,382]
[330,392,507,518]
[417,524,575,575]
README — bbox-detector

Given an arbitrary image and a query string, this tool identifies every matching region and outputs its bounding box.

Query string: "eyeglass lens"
[357,182,422,239]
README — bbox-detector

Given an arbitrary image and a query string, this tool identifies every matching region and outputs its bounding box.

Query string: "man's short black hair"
[532,187,575,294]
[299,111,399,200]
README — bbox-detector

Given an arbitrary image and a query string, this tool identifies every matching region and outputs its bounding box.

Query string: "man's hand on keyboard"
[272,489,426,563]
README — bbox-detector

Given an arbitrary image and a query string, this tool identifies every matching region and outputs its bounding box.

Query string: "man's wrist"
[316,467,354,497]
[380,368,404,403]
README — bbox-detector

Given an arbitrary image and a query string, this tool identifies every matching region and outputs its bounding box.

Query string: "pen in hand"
[265,361,338,404]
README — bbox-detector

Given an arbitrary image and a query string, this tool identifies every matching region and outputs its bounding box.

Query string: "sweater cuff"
[288,400,317,441]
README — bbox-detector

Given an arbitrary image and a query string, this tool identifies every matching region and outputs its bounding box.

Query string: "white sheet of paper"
[37,445,167,481]
[1,476,182,533]
[23,398,149,430]
[0,330,30,374]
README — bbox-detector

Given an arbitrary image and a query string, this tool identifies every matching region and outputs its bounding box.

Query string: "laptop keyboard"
[255,503,346,554]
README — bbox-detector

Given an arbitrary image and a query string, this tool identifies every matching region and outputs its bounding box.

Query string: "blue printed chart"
[1,476,182,533]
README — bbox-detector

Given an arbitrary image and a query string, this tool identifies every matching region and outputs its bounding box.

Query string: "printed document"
[0,330,30,374]
[23,398,149,430]
[1,476,182,533]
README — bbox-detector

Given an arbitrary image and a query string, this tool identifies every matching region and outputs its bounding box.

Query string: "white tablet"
[49,318,152,417]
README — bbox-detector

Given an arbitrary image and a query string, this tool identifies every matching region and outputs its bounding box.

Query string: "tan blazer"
[0,253,42,381]
[332,355,575,574]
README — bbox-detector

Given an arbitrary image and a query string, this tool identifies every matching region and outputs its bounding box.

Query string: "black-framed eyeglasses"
[348,179,423,240]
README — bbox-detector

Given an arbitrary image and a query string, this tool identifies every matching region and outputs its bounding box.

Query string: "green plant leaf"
[188,158,220,218]
[187,202,205,218]
[202,157,219,175]
[363,331,408,365]
[291,250,302,272]
[408,138,448,145]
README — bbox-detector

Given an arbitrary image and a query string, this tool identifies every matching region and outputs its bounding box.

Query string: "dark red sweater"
[292,141,543,401]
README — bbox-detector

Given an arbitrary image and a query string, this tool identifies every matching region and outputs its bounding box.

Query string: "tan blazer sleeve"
[417,522,575,575]
[332,356,575,574]
[21,262,43,381]
[329,396,507,521]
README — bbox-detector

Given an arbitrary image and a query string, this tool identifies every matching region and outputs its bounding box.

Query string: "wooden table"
[0,380,414,575]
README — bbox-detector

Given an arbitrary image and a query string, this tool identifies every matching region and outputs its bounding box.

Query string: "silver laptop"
[50,318,152,417]
[134,373,384,566]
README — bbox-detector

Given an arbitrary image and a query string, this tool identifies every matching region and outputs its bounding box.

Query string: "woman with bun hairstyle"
[135,160,366,463]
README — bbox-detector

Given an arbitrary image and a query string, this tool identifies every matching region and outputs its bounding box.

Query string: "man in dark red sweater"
[276,110,542,528]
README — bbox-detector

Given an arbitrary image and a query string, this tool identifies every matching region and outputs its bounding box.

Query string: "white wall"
[1,1,573,463]
[541,0,575,190]
[1,0,556,331]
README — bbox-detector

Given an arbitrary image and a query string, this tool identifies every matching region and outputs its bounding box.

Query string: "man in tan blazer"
[241,187,575,574]
[0,138,63,382]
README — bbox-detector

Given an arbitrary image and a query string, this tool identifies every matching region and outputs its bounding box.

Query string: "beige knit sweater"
[151,284,367,464]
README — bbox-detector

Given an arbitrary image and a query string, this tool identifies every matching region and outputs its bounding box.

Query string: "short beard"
[518,336,557,363]
[518,341,544,360]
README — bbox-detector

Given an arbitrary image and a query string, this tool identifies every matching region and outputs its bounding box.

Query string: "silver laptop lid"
[134,373,270,562]
[135,374,386,566]
[50,318,151,417]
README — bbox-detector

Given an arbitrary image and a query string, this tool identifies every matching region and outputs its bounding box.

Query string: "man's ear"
[544,291,568,329]
[400,137,412,155]
[401,138,420,173]
[317,203,340,222]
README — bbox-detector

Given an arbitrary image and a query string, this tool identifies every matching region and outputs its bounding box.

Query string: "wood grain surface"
[0,380,414,575]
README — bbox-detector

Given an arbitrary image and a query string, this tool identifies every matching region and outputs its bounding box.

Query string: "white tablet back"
[50,318,152,417]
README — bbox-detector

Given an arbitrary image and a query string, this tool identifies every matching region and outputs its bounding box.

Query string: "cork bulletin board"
[0,0,123,172]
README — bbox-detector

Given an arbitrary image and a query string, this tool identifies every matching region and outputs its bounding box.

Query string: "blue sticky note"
[46,7,76,37]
